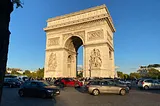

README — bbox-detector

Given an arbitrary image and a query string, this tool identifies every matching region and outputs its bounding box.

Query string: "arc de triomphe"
[44,4,116,78]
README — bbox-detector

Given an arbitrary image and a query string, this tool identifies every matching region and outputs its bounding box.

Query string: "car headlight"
[47,90,53,92]
[56,90,60,93]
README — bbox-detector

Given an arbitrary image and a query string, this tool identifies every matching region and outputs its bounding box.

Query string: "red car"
[60,78,83,87]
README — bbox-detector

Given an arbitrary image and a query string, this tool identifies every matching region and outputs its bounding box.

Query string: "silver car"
[88,80,129,96]
[138,79,160,90]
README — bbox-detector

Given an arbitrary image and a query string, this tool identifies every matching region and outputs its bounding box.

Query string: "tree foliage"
[77,71,83,78]
[23,68,44,79]
[130,72,141,79]
[117,71,124,79]
[117,69,160,80]
[36,68,44,79]
[23,70,31,77]
[11,70,20,75]
[12,0,23,8]
[147,68,160,79]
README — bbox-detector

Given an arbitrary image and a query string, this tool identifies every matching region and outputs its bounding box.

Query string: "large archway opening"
[77,46,83,78]
[65,36,83,77]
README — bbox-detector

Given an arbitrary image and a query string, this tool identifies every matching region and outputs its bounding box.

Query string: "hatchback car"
[88,80,129,96]
[55,78,83,87]
[18,80,60,98]
[138,79,160,90]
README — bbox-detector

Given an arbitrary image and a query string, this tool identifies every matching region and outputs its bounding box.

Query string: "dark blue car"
[18,80,60,98]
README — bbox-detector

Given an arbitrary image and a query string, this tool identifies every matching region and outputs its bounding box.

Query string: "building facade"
[44,5,116,78]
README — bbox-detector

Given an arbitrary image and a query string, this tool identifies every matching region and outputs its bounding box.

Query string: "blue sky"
[8,0,160,74]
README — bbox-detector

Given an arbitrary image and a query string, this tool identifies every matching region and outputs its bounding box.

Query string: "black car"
[18,80,60,98]
[4,78,21,88]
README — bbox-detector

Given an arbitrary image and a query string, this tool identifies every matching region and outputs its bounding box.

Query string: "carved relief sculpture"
[63,33,73,41]
[89,48,102,69]
[48,37,60,46]
[74,31,85,42]
[48,53,57,71]
[87,29,104,41]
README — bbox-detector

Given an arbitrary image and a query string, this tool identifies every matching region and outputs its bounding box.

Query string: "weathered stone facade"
[44,4,116,78]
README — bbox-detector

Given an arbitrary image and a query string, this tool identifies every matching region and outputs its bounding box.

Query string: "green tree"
[0,0,22,102]
[77,71,83,78]
[147,68,160,79]
[123,74,129,79]
[11,70,20,75]
[117,71,124,79]
[30,72,37,79]
[130,72,141,79]
[23,70,31,77]
[36,68,44,79]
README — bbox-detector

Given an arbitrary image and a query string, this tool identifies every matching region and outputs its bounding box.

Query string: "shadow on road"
[1,88,58,106]
[135,88,160,94]
[131,85,160,95]
[74,87,88,93]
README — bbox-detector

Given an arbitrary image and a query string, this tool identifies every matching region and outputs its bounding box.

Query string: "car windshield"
[39,81,50,86]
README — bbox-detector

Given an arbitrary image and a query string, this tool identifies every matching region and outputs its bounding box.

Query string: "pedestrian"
[59,82,64,90]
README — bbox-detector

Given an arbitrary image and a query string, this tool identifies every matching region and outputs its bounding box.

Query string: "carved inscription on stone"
[48,37,60,46]
[48,53,57,71]
[87,29,104,41]
[89,48,102,69]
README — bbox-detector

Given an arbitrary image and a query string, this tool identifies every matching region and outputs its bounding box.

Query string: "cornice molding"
[47,4,107,22]
[45,19,106,35]
[44,14,107,31]
[44,4,115,32]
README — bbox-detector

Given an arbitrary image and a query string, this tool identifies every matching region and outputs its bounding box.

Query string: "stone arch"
[63,35,85,49]
[44,5,116,78]
[64,35,84,77]
[63,35,84,52]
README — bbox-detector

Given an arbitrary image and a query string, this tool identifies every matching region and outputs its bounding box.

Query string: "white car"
[138,79,160,90]
[119,80,131,84]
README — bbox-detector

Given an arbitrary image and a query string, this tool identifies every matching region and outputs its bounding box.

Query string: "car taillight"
[142,82,144,84]
[86,85,90,88]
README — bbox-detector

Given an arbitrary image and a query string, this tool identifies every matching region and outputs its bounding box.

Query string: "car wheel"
[144,85,149,90]
[120,89,126,96]
[41,92,47,99]
[19,90,24,97]
[92,89,100,96]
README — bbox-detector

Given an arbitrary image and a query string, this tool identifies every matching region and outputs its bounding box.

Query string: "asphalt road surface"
[1,87,160,106]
